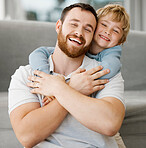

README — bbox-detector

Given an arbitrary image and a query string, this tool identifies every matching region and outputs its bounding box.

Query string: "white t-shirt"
[8,55,125,148]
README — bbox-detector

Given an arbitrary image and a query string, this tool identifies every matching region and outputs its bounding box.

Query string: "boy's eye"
[101,23,107,27]
[113,29,119,33]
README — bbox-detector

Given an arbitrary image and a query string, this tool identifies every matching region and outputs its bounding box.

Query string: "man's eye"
[85,28,91,33]
[71,23,77,27]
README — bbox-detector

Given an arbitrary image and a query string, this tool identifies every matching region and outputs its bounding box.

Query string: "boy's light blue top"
[29,46,122,79]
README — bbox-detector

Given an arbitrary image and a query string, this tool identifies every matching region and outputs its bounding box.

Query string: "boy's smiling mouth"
[99,35,110,41]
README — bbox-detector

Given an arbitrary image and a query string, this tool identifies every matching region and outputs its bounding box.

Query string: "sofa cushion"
[121,31,146,90]
[0,20,57,91]
[0,92,22,147]
[120,90,146,148]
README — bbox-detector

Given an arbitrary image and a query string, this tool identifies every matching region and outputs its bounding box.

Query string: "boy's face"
[56,7,97,58]
[93,13,123,50]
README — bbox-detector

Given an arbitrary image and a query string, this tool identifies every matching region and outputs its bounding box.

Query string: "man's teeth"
[69,38,81,44]
[100,35,110,41]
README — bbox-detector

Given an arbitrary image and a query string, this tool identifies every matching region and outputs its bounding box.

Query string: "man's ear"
[56,19,62,33]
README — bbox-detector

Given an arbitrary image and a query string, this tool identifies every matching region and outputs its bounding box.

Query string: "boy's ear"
[56,19,62,33]
[118,42,122,45]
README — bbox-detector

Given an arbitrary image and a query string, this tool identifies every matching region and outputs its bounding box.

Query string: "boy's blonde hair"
[96,4,130,44]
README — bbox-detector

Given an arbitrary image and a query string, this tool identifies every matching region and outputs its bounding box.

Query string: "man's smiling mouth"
[69,38,82,45]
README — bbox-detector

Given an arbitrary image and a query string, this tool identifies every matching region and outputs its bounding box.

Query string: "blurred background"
[0,0,145,31]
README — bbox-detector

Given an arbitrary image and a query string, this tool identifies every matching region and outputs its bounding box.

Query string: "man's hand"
[27,70,65,96]
[69,66,109,95]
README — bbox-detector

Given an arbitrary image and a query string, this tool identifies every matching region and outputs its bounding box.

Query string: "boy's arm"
[88,46,122,79]
[29,47,54,74]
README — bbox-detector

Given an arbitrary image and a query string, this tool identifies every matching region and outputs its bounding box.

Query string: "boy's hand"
[42,96,55,106]
[69,66,109,96]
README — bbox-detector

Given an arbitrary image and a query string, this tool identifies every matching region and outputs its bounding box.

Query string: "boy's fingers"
[42,96,55,103]
[52,96,56,100]
[47,97,53,102]
[42,97,48,103]
[43,101,50,106]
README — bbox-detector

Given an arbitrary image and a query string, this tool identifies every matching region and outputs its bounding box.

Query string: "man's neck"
[52,46,85,76]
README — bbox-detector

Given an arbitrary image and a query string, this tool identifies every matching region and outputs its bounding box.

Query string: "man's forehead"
[64,7,97,29]
[65,7,92,18]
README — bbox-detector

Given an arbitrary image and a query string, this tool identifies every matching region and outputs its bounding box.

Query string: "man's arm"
[9,67,68,148]
[51,85,125,136]
[10,100,67,148]
[28,70,125,136]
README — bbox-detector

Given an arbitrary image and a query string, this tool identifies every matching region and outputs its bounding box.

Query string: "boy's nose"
[105,29,111,35]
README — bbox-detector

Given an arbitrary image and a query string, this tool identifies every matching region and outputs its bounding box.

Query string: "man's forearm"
[54,83,125,136]
[27,70,125,136]
[10,100,67,147]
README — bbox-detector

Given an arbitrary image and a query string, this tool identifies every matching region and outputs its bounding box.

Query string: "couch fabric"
[0,20,146,148]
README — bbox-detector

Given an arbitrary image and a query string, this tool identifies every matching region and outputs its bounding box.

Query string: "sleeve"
[98,45,122,79]
[8,66,40,114]
[95,72,125,108]
[29,47,54,74]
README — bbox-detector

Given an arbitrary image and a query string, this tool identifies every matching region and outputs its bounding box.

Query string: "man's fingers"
[27,81,40,88]
[93,79,109,86]
[72,68,86,75]
[93,85,105,92]
[92,69,110,80]
[33,70,47,78]
[30,88,39,94]
[86,66,103,75]
[28,75,40,82]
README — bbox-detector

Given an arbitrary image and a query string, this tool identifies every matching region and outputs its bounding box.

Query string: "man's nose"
[74,27,83,37]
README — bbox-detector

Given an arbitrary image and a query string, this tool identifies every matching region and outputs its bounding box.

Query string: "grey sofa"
[0,20,146,148]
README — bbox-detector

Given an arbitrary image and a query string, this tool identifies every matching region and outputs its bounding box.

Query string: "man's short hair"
[60,3,98,24]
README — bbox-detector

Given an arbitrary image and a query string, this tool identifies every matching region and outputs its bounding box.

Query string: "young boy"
[29,4,130,105]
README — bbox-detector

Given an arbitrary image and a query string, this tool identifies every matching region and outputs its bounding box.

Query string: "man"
[9,3,125,148]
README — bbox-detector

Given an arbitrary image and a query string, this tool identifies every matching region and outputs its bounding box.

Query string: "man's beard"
[57,28,91,58]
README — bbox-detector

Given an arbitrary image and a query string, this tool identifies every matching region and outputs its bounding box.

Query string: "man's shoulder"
[110,72,123,81]
[82,55,100,70]
[12,65,32,79]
